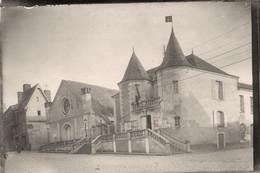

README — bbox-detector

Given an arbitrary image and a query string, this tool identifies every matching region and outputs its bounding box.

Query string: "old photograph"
[1,1,253,172]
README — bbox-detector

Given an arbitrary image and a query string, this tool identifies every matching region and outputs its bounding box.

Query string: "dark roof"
[16,84,38,112]
[158,28,191,70]
[185,54,235,77]
[64,80,118,123]
[120,52,151,83]
[238,82,252,90]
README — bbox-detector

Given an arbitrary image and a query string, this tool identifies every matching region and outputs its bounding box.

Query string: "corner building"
[113,27,252,149]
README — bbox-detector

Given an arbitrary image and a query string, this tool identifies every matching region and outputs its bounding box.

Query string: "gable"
[49,80,118,123]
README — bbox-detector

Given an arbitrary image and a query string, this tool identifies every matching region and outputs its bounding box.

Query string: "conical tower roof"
[119,51,150,83]
[159,28,191,70]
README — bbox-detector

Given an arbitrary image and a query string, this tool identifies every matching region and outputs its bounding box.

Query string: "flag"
[165,16,172,23]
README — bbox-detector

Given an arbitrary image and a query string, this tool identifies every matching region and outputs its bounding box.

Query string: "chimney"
[45,102,52,122]
[81,87,93,114]
[17,92,23,103]
[44,90,51,102]
[23,84,31,91]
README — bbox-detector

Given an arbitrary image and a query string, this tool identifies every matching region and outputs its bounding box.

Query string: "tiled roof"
[158,28,191,70]
[185,54,235,77]
[120,52,151,83]
[238,82,252,90]
[64,80,118,124]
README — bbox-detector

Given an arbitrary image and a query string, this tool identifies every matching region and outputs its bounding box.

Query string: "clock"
[62,97,71,115]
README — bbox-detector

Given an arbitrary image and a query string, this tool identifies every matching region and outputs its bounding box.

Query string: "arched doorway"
[62,123,72,141]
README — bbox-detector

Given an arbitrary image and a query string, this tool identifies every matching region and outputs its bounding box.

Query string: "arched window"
[217,111,225,128]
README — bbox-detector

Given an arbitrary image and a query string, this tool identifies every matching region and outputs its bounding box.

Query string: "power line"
[183,21,250,53]
[196,34,250,56]
[148,42,251,83]
[210,48,251,64]
[177,57,252,83]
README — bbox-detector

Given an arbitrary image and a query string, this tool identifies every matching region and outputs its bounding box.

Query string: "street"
[5,148,253,173]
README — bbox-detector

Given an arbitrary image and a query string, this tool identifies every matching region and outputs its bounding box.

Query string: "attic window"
[36,97,39,102]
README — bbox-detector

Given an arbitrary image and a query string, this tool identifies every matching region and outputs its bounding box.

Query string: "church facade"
[48,80,118,142]
[113,27,252,149]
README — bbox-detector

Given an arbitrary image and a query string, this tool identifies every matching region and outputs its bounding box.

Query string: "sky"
[2,1,251,108]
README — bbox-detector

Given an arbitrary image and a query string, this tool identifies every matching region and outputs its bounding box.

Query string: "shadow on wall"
[162,92,241,145]
[163,92,210,127]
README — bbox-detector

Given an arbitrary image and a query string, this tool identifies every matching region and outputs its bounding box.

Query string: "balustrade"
[130,129,146,138]
[115,132,128,139]
[131,97,160,111]
[101,134,113,141]
[158,129,190,152]
[147,129,169,146]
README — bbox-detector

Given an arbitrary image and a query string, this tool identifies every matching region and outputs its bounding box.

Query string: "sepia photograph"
[1,1,254,172]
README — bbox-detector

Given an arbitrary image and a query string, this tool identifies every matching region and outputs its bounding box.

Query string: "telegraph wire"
[177,57,252,83]
[183,21,250,53]
[210,48,251,64]
[146,42,251,83]
[196,34,250,56]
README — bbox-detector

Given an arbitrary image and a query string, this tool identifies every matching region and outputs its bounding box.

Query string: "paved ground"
[5,147,253,173]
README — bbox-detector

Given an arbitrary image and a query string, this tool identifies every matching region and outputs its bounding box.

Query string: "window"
[240,95,245,113]
[217,111,225,128]
[131,120,137,129]
[215,81,223,100]
[174,116,180,127]
[36,97,39,102]
[173,81,179,94]
[37,111,41,116]
[154,119,159,127]
[250,97,253,113]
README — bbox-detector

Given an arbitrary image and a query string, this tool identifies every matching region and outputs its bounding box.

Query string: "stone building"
[237,83,253,143]
[48,80,118,142]
[3,84,51,151]
[113,27,253,149]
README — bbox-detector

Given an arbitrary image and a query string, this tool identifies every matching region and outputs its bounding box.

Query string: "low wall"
[131,138,146,153]
[96,131,170,155]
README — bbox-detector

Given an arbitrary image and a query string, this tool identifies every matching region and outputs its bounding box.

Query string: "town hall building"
[112,27,253,149]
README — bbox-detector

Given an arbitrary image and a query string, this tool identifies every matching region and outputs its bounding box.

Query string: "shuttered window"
[240,95,245,112]
[217,111,225,128]
[212,80,224,100]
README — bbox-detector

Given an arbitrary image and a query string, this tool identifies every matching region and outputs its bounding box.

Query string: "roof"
[158,28,191,70]
[185,54,235,77]
[238,82,252,90]
[15,84,38,112]
[119,51,151,83]
[5,84,50,114]
[64,80,118,123]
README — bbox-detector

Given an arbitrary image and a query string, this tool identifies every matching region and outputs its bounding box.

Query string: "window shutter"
[222,81,225,100]
[211,80,216,99]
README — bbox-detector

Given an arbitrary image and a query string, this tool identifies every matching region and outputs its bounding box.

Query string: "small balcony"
[131,97,160,113]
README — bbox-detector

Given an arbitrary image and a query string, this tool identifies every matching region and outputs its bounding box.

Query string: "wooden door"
[218,133,225,149]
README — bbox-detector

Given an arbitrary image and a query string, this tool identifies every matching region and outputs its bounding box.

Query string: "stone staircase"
[39,128,190,155]
[155,129,191,154]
